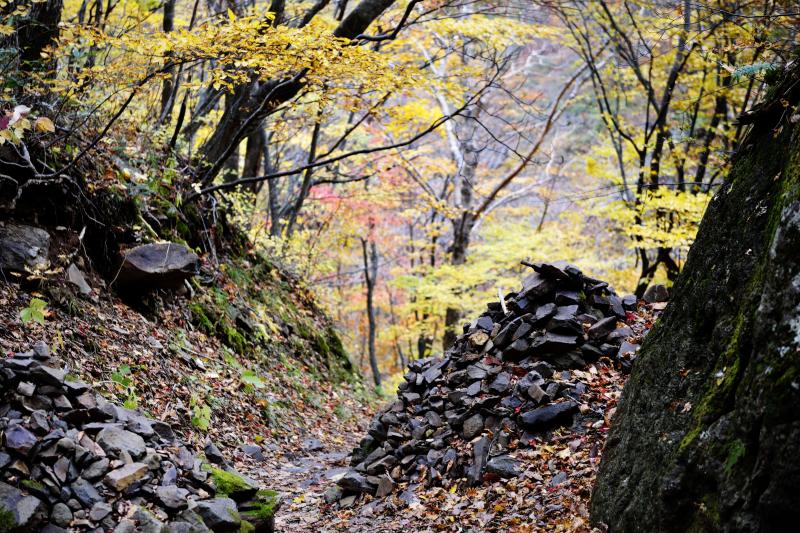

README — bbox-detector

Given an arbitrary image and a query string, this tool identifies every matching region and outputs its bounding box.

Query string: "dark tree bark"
[197,0,396,183]
[159,0,177,123]
[592,65,800,531]
[5,0,63,70]
[242,128,265,193]
[361,231,381,388]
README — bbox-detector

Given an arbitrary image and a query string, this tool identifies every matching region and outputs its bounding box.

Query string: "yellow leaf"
[34,117,55,133]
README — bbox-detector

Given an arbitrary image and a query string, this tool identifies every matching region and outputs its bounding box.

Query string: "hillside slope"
[0,150,377,526]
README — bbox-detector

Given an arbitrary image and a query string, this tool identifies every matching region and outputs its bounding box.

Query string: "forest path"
[226,394,377,532]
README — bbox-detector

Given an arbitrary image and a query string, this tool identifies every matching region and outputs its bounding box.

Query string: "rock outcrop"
[0,345,280,531]
[592,64,800,531]
[337,262,652,500]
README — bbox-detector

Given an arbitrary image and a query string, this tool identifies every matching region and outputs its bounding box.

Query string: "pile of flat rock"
[0,343,279,532]
[335,262,657,503]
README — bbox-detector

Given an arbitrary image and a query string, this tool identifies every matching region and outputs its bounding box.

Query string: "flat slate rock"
[116,242,199,290]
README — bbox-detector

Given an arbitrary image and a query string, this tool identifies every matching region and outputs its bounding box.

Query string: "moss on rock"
[591,65,800,531]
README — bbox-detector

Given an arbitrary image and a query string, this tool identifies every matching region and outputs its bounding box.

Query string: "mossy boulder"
[591,65,800,531]
[204,465,259,502]
[240,490,281,533]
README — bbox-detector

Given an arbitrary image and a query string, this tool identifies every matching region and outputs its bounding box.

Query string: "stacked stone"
[0,343,279,532]
[336,263,644,500]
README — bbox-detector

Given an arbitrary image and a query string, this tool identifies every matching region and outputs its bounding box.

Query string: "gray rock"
[70,478,103,507]
[50,502,73,527]
[521,272,555,299]
[89,501,112,521]
[607,325,634,343]
[168,510,212,533]
[323,485,343,504]
[489,372,511,394]
[194,497,241,530]
[204,441,226,465]
[5,424,38,455]
[113,519,138,533]
[467,436,491,485]
[338,495,357,508]
[156,485,190,510]
[527,383,550,404]
[465,381,482,397]
[0,481,46,529]
[588,316,617,340]
[337,470,369,492]
[486,455,521,478]
[461,413,484,440]
[82,458,110,480]
[300,439,323,453]
[32,340,50,359]
[375,475,395,498]
[466,365,487,381]
[618,341,640,357]
[518,401,578,431]
[67,263,92,295]
[31,365,66,385]
[116,242,199,290]
[530,332,579,353]
[130,506,165,533]
[104,462,149,491]
[30,410,49,434]
[0,224,50,273]
[239,444,265,461]
[96,427,146,459]
[16,381,35,397]
[642,283,669,303]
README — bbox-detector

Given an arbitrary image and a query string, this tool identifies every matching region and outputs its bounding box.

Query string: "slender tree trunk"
[242,128,266,193]
[361,232,381,388]
[158,0,177,123]
[443,114,479,350]
[284,118,321,237]
[442,213,474,349]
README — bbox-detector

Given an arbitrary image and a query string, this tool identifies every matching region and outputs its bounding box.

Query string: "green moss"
[242,490,280,521]
[239,521,255,532]
[725,439,746,475]
[223,324,247,353]
[205,466,252,497]
[0,507,17,531]
[20,479,44,491]
[190,302,215,333]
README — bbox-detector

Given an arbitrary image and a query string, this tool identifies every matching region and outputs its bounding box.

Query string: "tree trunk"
[197,0,396,184]
[442,120,479,350]
[361,234,381,388]
[242,129,266,193]
[592,66,800,531]
[158,0,177,123]
[442,213,472,349]
[5,0,62,70]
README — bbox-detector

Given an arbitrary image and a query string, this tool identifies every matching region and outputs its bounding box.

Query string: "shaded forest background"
[2,0,798,387]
